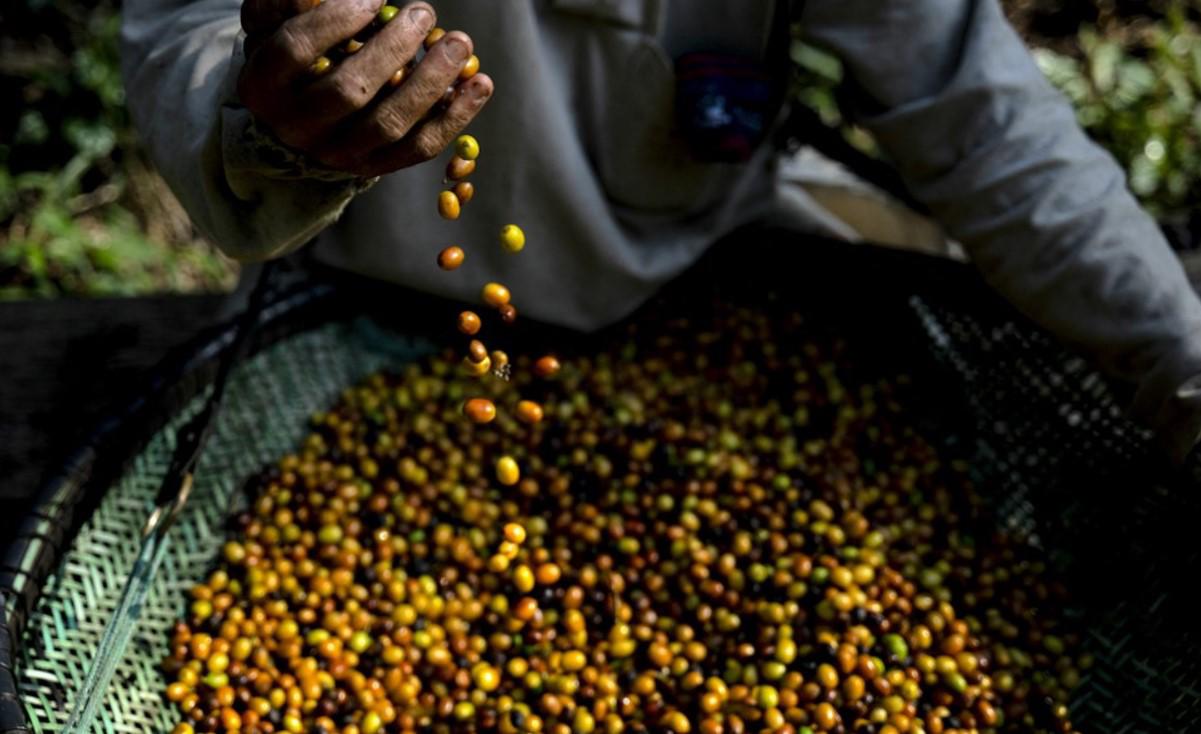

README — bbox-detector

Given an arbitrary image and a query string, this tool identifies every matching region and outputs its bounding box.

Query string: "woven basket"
[2,231,1198,733]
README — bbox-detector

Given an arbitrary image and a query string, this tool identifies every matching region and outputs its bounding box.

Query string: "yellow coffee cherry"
[438,190,461,220]
[503,523,527,544]
[460,54,481,80]
[455,134,480,161]
[496,456,520,486]
[499,224,525,253]
[482,283,511,307]
[309,56,332,75]
[424,27,446,49]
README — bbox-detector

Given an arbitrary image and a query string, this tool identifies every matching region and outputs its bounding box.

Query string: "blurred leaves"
[791,1,1201,223]
[0,0,236,300]
[1033,5,1201,215]
[788,34,880,157]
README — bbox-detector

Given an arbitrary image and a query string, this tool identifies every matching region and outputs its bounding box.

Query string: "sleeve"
[799,0,1201,461]
[120,0,376,262]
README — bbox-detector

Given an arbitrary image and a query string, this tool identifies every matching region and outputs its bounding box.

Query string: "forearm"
[802,0,1201,458]
[121,0,370,261]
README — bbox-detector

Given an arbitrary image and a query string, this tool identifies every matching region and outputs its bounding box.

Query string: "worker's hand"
[238,0,493,178]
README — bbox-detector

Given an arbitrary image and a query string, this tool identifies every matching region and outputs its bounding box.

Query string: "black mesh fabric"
[911,295,1201,734]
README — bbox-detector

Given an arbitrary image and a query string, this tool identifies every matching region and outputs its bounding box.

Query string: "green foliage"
[0,185,238,299]
[1033,7,1201,216]
[789,3,1201,221]
[0,0,236,299]
[788,37,879,157]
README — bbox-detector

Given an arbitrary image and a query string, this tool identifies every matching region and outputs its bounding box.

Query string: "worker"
[121,0,1201,460]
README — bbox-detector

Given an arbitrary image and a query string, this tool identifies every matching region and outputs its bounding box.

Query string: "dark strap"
[778,103,929,216]
[153,258,280,508]
[779,0,929,216]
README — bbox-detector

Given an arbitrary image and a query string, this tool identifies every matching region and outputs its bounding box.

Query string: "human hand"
[238,0,493,177]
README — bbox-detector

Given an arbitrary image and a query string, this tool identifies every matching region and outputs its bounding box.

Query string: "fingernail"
[443,36,470,62]
[469,78,491,100]
[408,5,433,30]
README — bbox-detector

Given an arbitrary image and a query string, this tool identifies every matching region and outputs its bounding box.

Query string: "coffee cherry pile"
[163,301,1085,734]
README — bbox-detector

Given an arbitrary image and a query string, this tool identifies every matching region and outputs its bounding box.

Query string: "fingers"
[237,0,490,178]
[377,72,493,172]
[245,0,384,89]
[336,72,494,177]
[371,30,474,140]
[310,32,476,168]
[302,3,435,128]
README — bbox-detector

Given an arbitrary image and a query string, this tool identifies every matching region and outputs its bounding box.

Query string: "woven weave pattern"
[13,300,1201,734]
[15,321,431,732]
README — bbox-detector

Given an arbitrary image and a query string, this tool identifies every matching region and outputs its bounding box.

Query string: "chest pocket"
[550,0,728,214]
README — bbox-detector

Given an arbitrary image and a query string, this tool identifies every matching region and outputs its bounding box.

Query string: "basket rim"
[0,228,987,731]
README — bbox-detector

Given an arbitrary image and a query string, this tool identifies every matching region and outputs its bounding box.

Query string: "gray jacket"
[122,0,1201,459]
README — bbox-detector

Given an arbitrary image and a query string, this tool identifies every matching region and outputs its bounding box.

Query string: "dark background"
[0,296,225,542]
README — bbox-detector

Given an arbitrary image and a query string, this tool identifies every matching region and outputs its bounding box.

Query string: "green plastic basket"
[2,232,1198,733]
[15,319,429,733]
